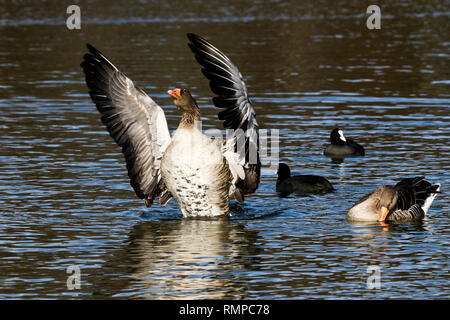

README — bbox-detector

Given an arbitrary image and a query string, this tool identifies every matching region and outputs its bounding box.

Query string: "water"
[0,0,449,299]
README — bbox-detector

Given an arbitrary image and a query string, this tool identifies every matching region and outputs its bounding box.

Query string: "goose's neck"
[179,107,201,129]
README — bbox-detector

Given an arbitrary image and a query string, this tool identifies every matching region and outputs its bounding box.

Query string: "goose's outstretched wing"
[81,44,172,207]
[187,33,261,197]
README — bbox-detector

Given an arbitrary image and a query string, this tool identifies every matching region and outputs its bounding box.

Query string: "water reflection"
[328,155,362,164]
[347,219,428,233]
[346,219,431,262]
[95,220,261,299]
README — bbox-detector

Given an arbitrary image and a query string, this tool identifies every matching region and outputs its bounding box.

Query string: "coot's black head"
[277,163,291,180]
[330,128,347,145]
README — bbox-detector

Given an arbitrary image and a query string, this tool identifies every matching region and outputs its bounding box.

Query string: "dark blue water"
[0,0,449,299]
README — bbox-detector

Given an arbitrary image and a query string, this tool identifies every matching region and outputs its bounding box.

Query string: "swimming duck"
[347,177,440,222]
[324,128,365,157]
[81,33,260,217]
[276,163,334,195]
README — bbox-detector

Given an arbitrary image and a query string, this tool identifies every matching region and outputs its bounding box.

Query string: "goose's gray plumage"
[81,34,260,217]
[347,177,440,222]
[324,128,365,157]
[276,163,334,195]
[187,33,260,197]
[81,44,172,207]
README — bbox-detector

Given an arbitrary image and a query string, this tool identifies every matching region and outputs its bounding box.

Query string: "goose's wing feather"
[187,33,261,196]
[394,176,439,210]
[81,44,172,206]
[388,204,424,221]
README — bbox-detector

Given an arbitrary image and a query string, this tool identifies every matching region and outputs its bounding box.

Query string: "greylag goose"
[276,163,334,195]
[347,177,440,222]
[324,128,365,157]
[81,34,260,217]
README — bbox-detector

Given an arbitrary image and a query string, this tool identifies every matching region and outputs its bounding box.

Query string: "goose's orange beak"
[378,206,389,222]
[168,88,181,99]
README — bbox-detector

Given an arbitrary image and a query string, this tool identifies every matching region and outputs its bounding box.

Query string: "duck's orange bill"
[168,88,181,99]
[378,206,389,222]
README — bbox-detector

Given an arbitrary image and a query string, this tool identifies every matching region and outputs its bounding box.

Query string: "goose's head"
[330,128,347,145]
[168,88,198,112]
[377,186,398,222]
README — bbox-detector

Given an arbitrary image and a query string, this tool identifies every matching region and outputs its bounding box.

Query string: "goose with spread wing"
[81,34,260,217]
[347,177,440,222]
